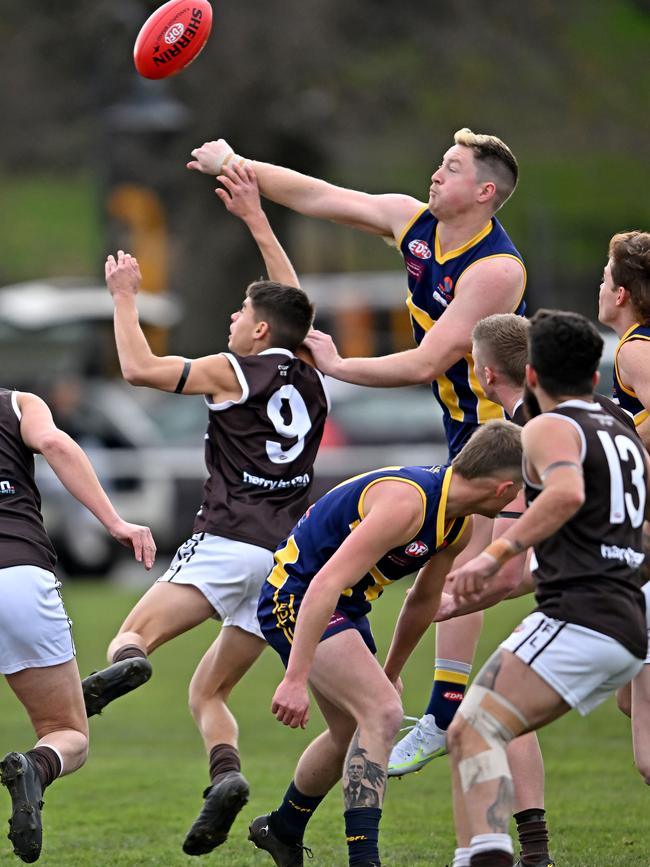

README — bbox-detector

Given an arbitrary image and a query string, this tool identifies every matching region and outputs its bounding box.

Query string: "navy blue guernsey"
[613,323,650,428]
[265,464,469,623]
[399,208,526,457]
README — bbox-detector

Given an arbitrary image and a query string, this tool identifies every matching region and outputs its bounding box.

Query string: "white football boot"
[387,714,447,777]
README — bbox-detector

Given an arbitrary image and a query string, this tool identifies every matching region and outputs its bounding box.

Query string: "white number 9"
[266,386,312,464]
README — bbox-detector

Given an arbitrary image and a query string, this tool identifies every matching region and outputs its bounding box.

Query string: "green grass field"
[0,582,647,866]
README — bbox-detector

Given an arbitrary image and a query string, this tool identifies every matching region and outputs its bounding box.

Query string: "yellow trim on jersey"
[331,466,403,495]
[434,220,492,265]
[634,409,649,427]
[357,476,428,536]
[435,467,455,548]
[456,253,527,301]
[437,373,464,421]
[434,668,470,684]
[447,515,471,549]
[396,205,429,248]
[364,565,395,602]
[466,352,507,424]
[272,586,296,645]
[267,535,300,590]
[615,324,650,399]
[406,290,436,333]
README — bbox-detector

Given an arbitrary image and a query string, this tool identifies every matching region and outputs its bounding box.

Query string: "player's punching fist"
[187,139,248,175]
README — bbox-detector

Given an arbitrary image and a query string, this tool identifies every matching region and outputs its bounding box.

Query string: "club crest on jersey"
[405,540,428,557]
[408,239,432,260]
[0,480,15,495]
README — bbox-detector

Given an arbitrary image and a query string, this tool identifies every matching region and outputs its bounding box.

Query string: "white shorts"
[0,566,75,675]
[500,611,643,716]
[641,581,650,665]
[157,532,274,639]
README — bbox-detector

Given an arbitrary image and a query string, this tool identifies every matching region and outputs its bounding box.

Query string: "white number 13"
[597,430,646,528]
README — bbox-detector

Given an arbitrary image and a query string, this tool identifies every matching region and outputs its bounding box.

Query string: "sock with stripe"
[112,644,147,663]
[514,808,551,865]
[424,658,471,729]
[344,807,381,865]
[269,780,325,844]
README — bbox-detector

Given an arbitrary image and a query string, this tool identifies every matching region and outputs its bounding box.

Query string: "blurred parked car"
[0,277,622,574]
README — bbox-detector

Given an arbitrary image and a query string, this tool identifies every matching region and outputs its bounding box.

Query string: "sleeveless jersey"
[193,349,329,551]
[0,390,57,571]
[266,464,469,620]
[612,323,650,427]
[525,399,647,658]
[399,209,526,457]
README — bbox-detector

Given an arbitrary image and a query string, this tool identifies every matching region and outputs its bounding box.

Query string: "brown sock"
[209,743,241,785]
[470,852,513,867]
[514,808,550,864]
[112,645,147,663]
[25,746,61,790]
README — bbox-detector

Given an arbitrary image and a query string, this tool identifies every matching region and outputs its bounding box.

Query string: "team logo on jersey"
[408,239,432,259]
[432,276,454,309]
[0,480,15,495]
[405,540,428,557]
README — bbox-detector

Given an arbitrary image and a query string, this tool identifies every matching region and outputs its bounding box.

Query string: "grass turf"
[0,582,646,866]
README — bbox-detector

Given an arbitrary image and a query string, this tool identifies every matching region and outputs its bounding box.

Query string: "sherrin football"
[134,0,213,80]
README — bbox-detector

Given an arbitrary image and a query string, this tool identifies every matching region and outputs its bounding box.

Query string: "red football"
[133,0,213,80]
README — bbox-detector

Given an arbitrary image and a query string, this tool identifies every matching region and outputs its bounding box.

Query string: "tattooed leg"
[342,730,387,810]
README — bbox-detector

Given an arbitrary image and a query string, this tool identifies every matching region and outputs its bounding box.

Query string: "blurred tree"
[0,0,649,356]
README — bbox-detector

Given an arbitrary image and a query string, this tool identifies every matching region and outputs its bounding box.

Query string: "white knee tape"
[456,685,528,793]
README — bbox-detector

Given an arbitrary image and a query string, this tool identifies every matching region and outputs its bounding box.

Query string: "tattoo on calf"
[486,776,514,833]
[475,651,502,690]
[343,733,386,809]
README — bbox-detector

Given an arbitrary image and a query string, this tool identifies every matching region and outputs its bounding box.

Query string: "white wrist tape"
[212,141,248,174]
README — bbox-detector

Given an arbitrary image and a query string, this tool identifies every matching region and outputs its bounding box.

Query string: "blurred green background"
[1,0,649,355]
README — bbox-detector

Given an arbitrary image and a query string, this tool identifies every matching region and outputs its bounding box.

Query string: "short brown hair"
[452,420,522,480]
[608,231,650,325]
[246,281,315,350]
[472,314,530,387]
[454,128,518,211]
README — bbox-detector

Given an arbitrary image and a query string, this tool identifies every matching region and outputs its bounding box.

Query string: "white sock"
[470,832,513,856]
[452,846,472,867]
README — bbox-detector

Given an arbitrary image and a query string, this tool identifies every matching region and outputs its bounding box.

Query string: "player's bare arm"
[383,532,469,686]
[17,392,156,569]
[187,138,423,238]
[216,161,300,288]
[617,339,650,449]
[448,415,585,602]
[106,250,242,401]
[305,255,525,386]
[271,480,425,729]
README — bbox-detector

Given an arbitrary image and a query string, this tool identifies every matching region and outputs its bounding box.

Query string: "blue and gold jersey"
[265,464,469,622]
[399,208,526,456]
[613,323,650,427]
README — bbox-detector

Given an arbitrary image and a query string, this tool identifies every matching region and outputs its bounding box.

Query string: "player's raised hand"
[105,250,142,299]
[187,139,240,175]
[108,519,156,570]
[303,330,342,377]
[271,676,310,729]
[216,162,264,223]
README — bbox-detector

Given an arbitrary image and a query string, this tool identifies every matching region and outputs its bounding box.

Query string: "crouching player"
[250,420,523,867]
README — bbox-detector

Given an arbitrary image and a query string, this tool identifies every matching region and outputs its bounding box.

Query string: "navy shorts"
[443,417,480,460]
[257,582,377,668]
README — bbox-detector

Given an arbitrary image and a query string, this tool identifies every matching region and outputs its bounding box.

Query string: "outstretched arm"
[304,255,526,387]
[447,415,585,604]
[187,139,423,239]
[105,251,242,400]
[18,393,156,569]
[216,161,299,287]
[383,532,468,685]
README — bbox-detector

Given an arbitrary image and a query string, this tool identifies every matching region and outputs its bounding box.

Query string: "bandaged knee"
[456,685,528,793]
